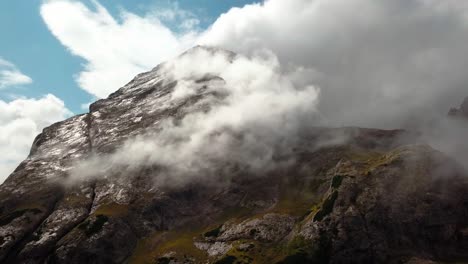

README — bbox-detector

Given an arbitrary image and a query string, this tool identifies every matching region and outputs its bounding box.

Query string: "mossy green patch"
[221,240,265,264]
[15,201,46,211]
[331,175,344,189]
[283,236,311,260]
[270,178,326,218]
[0,208,42,226]
[128,228,207,264]
[278,233,330,264]
[78,214,108,237]
[217,206,256,224]
[313,191,338,222]
[204,225,222,238]
[127,203,264,264]
[127,235,158,264]
[62,194,91,207]
[278,252,310,264]
[93,202,129,217]
[215,255,238,264]
[310,230,332,263]
[210,223,330,264]
[217,236,314,264]
[156,256,174,264]
[344,146,408,176]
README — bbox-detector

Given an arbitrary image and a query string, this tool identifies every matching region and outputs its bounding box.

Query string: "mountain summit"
[0,47,467,264]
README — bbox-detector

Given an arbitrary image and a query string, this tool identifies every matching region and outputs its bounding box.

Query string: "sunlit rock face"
[0,47,467,264]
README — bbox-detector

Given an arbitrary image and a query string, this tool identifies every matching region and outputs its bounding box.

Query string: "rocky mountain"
[0,46,467,264]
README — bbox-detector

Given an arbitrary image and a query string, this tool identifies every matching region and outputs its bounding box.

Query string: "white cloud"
[0,58,33,89]
[35,0,468,186]
[149,1,200,31]
[200,0,468,128]
[70,48,320,187]
[41,0,468,129]
[0,94,72,183]
[40,0,198,98]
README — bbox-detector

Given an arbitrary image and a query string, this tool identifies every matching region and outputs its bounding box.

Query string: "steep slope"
[0,46,467,264]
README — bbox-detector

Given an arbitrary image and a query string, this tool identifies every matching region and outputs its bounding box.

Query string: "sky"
[0,0,256,113]
[2,0,468,182]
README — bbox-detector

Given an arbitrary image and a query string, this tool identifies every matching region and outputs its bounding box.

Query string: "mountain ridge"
[0,46,467,264]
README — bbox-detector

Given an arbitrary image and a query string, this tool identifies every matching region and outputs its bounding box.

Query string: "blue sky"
[0,0,257,113]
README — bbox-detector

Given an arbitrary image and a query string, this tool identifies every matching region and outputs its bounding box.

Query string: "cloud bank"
[0,58,33,89]
[0,95,72,182]
[200,0,468,128]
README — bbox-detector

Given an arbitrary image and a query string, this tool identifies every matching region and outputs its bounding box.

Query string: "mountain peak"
[0,48,468,264]
[182,45,237,57]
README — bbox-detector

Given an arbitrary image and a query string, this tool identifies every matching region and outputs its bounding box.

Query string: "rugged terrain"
[0,47,467,264]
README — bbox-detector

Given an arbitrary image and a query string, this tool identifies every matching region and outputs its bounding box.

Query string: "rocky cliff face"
[448,96,468,119]
[1,47,467,264]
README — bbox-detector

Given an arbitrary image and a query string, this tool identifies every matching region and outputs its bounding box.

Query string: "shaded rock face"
[448,96,468,118]
[0,46,467,264]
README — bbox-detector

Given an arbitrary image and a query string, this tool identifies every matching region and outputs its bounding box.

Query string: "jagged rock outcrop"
[0,46,467,264]
[448,96,468,119]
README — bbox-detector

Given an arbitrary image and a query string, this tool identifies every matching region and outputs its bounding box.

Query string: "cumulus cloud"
[70,48,320,187]
[200,0,468,129]
[0,94,72,182]
[0,58,33,89]
[40,0,197,98]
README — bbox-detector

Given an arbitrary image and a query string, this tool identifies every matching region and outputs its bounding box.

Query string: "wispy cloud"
[148,1,201,31]
[0,58,33,89]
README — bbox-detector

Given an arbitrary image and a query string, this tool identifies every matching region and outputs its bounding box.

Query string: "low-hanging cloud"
[69,48,320,187]
[200,0,468,129]
[41,0,468,186]
[197,0,468,169]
